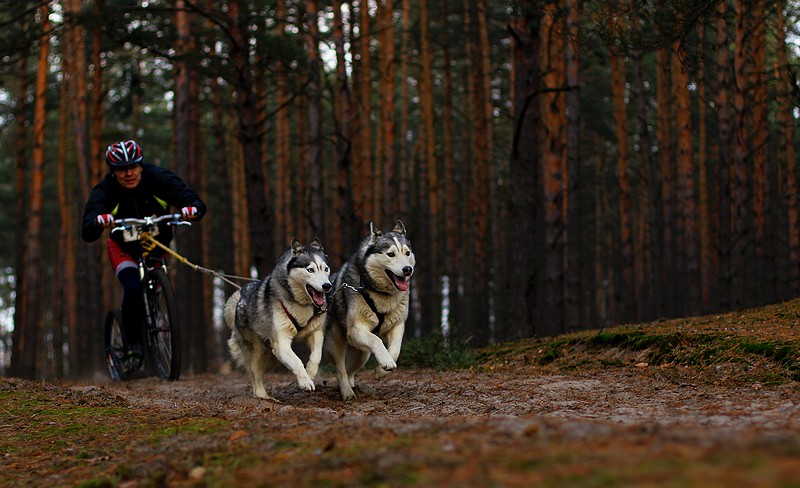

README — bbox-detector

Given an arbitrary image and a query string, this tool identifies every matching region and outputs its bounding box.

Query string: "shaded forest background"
[0,0,798,380]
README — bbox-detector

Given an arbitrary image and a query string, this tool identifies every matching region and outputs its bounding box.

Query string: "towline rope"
[140,232,255,289]
[139,232,363,298]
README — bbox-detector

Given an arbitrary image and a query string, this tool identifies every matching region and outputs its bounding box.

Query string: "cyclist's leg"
[119,269,144,346]
[107,239,144,361]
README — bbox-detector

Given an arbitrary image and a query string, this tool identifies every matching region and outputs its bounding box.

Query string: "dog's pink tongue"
[393,275,410,291]
[311,289,325,307]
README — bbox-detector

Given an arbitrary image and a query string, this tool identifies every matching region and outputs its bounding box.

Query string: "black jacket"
[81,162,207,257]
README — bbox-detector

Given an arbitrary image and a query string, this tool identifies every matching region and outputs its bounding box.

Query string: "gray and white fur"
[325,220,415,400]
[224,238,331,401]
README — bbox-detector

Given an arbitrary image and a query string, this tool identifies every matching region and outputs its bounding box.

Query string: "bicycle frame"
[140,257,165,331]
[106,213,189,381]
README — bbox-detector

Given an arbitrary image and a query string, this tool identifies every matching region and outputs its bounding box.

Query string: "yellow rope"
[140,233,249,289]
[140,231,158,252]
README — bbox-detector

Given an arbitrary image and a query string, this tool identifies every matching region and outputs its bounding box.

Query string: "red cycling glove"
[97,214,115,227]
[181,206,199,220]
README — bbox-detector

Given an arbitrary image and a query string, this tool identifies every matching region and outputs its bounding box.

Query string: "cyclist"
[81,140,206,371]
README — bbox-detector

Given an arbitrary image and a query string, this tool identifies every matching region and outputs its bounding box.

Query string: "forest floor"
[2,299,800,487]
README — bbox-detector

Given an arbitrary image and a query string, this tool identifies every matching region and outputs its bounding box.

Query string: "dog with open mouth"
[325,220,415,400]
[225,238,331,401]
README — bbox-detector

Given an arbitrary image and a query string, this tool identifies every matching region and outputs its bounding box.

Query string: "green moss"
[475,324,800,384]
[148,417,229,444]
[535,339,566,365]
[400,334,478,370]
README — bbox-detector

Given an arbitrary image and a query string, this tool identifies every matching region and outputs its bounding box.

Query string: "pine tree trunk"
[64,0,103,377]
[565,0,582,328]
[731,0,750,308]
[439,0,461,335]
[294,64,310,241]
[378,0,397,225]
[274,0,291,250]
[776,1,798,293]
[418,0,440,338]
[131,58,142,136]
[204,5,235,300]
[540,0,566,334]
[354,0,373,221]
[64,0,91,200]
[56,63,76,379]
[227,0,272,275]
[11,56,28,378]
[656,48,675,316]
[716,1,733,311]
[632,51,656,319]
[189,20,210,373]
[209,74,236,358]
[611,46,633,322]
[477,0,495,340]
[673,41,699,314]
[305,1,324,240]
[90,0,114,325]
[174,0,204,373]
[16,3,50,378]
[332,0,358,265]
[502,3,542,340]
[696,22,714,310]
[750,0,769,302]
[399,0,411,220]
[90,0,105,185]
[231,140,250,280]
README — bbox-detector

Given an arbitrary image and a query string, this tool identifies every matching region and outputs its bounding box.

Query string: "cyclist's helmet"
[105,140,143,167]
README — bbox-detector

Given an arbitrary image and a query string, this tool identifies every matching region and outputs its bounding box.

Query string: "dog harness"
[358,276,386,334]
[279,300,325,330]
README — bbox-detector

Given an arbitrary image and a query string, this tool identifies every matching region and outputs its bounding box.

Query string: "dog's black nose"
[323,282,332,292]
[403,266,413,276]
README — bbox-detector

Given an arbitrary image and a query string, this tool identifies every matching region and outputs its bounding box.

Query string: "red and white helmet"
[105,140,143,167]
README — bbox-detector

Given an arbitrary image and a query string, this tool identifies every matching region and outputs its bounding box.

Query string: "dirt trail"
[5,308,800,487]
[100,366,799,433]
[69,364,800,486]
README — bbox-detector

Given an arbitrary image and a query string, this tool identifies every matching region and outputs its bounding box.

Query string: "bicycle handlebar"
[111,213,191,234]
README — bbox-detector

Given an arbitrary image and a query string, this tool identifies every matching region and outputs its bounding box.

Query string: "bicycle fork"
[139,259,168,336]
[139,260,159,339]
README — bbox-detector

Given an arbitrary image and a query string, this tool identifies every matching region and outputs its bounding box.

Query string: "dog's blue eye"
[307,268,313,273]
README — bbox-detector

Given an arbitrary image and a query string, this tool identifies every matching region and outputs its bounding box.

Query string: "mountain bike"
[104,213,190,381]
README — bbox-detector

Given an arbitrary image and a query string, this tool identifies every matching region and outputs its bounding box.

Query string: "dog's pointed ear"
[310,237,324,251]
[369,221,382,242]
[393,220,406,235]
[291,238,303,254]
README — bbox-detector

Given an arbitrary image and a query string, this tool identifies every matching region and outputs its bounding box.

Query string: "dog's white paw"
[297,374,316,392]
[378,357,397,371]
[340,385,356,400]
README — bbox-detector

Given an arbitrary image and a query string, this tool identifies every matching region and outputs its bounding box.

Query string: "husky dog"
[224,238,332,400]
[325,220,415,400]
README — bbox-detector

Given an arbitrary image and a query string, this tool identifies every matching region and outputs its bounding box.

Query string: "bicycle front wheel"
[143,268,182,380]
[104,309,129,381]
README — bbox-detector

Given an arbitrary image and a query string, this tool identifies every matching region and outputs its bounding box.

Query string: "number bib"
[122,224,160,242]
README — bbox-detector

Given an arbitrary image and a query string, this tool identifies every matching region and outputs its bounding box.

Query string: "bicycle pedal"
[124,351,144,372]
